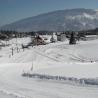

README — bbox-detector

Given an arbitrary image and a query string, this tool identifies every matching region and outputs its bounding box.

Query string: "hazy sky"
[0,0,98,26]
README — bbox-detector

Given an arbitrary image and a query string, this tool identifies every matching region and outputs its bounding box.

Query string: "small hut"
[32,35,46,45]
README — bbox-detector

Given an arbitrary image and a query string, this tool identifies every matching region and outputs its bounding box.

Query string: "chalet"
[32,35,46,45]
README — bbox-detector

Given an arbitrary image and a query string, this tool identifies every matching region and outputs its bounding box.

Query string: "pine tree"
[69,32,76,45]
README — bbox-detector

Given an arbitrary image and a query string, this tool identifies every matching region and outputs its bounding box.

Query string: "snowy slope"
[0,36,98,98]
[0,37,98,77]
[0,63,98,98]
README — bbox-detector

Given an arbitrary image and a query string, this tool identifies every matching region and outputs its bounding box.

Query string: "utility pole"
[11,47,14,56]
[30,61,33,71]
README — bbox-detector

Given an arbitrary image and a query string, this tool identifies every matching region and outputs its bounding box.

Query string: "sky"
[0,0,98,27]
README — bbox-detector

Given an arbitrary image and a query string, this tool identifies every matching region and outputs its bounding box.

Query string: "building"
[57,32,66,41]
[32,35,46,45]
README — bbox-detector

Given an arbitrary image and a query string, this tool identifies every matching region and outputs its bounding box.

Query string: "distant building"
[57,32,66,41]
[50,32,57,43]
[32,35,46,45]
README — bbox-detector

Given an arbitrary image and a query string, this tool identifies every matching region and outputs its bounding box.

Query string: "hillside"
[1,8,98,32]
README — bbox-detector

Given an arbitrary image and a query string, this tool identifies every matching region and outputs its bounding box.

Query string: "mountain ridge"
[1,8,98,32]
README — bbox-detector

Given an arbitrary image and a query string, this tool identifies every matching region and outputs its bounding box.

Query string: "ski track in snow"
[0,89,29,98]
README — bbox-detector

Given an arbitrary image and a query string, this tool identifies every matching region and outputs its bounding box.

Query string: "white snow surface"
[0,36,98,98]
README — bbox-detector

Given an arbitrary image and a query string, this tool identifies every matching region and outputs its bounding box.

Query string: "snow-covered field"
[0,36,98,98]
